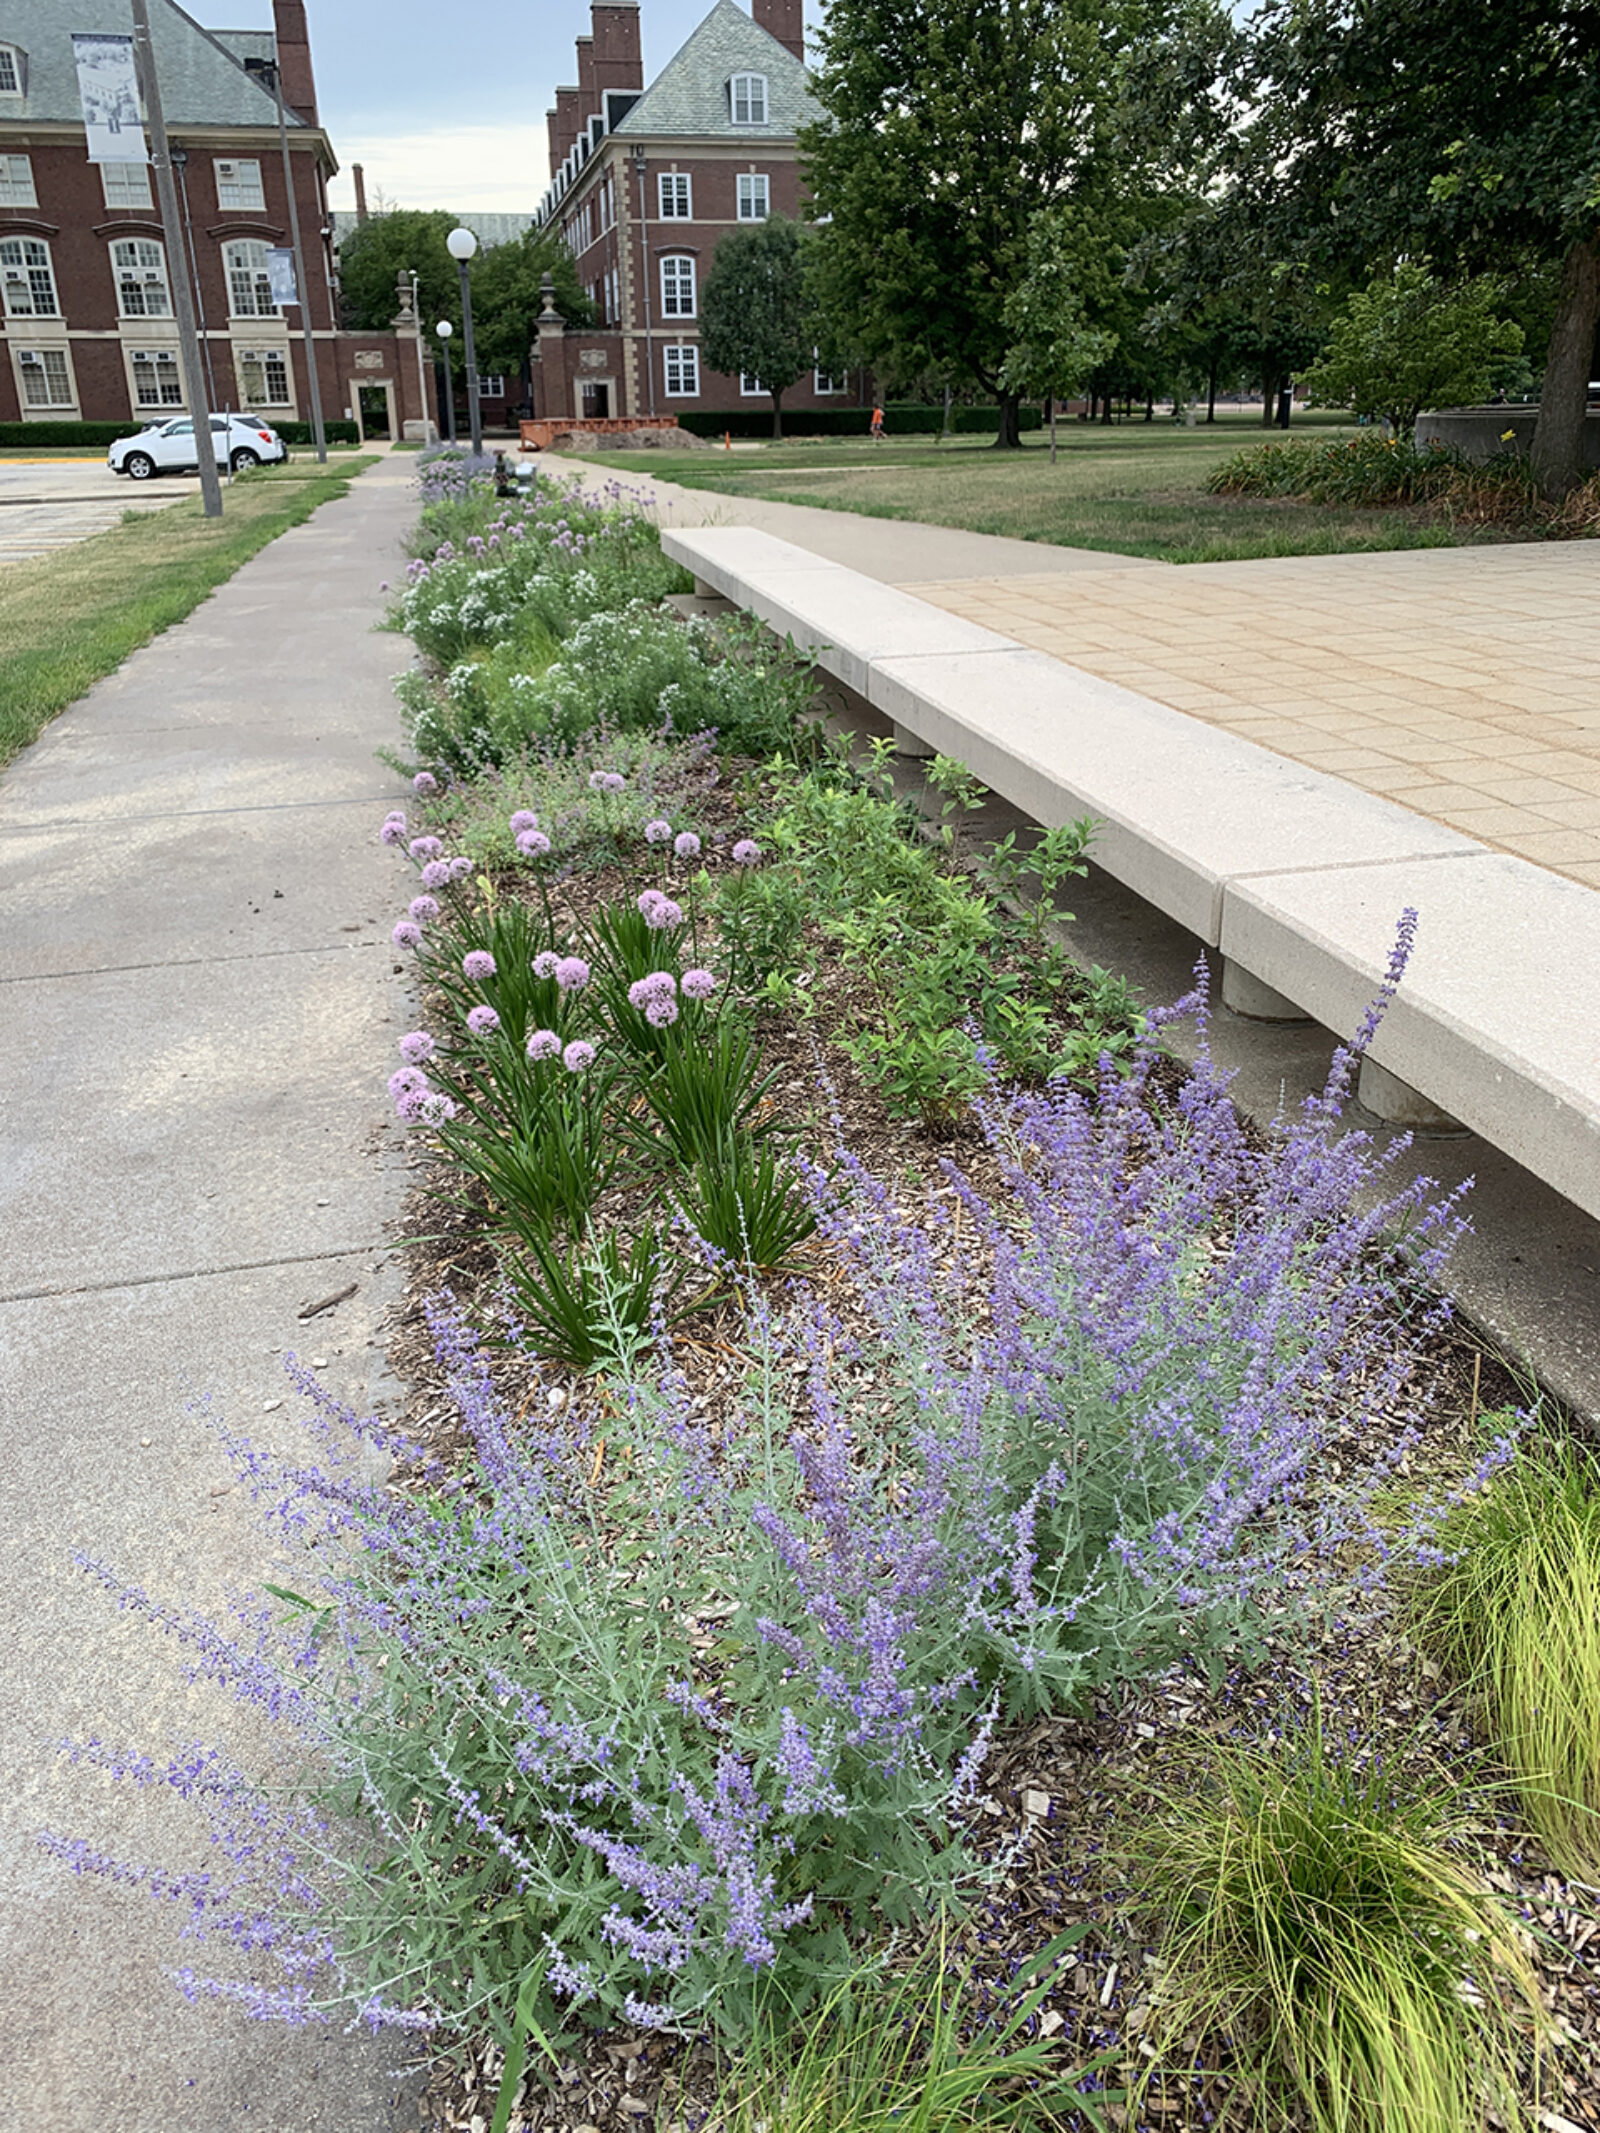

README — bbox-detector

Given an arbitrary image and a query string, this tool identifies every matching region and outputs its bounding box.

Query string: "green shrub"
[1207,430,1470,505]
[1125,1712,1544,2133]
[1416,1434,1600,1878]
[0,418,147,448]
[669,403,1042,440]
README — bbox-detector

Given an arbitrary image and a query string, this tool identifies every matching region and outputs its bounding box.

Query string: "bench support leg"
[1357,1056,1468,1135]
[893,720,935,759]
[1221,958,1310,1023]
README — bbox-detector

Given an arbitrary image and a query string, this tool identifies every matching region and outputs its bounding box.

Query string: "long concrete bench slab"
[664,523,1600,1223]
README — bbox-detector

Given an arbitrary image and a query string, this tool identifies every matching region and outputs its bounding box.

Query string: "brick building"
[531,0,865,423]
[0,0,429,437]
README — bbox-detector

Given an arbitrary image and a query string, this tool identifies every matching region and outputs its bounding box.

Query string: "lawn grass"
[593,422,1507,563]
[0,456,376,767]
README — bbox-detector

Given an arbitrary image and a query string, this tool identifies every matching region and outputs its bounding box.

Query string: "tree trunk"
[1261,369,1280,426]
[1207,354,1217,424]
[992,390,1023,448]
[1048,394,1057,463]
[1144,394,1154,423]
[1530,233,1600,499]
[771,390,783,440]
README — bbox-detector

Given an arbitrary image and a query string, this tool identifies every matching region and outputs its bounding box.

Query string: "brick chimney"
[352,161,368,221]
[591,1,643,98]
[752,0,804,63]
[551,83,583,175]
[575,33,596,115]
[271,0,318,123]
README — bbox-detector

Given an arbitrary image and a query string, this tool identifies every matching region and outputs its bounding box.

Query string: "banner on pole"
[72,33,149,164]
[266,248,300,309]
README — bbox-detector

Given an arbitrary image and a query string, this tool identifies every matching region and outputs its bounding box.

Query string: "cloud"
[327,124,547,213]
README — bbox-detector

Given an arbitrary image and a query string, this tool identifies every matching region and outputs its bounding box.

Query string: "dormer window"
[0,45,25,98]
[729,72,767,125]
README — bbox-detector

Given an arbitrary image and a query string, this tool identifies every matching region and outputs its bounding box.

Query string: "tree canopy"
[1301,264,1525,433]
[698,216,812,436]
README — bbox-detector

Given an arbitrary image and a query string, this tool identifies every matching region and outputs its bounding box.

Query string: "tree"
[803,0,1184,447]
[999,207,1119,456]
[698,216,811,437]
[469,228,592,380]
[1300,263,1525,432]
[1204,0,1600,493]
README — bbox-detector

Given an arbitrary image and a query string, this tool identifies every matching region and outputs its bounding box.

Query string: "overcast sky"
[190,0,818,212]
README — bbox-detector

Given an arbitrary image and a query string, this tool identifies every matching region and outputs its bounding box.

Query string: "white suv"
[109,413,289,480]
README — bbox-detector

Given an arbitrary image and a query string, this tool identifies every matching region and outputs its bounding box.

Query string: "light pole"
[244,55,327,462]
[446,226,482,456]
[435,321,456,442]
[410,272,434,444]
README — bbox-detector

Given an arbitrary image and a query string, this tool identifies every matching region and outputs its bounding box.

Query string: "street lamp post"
[435,321,456,442]
[410,272,434,445]
[446,226,482,456]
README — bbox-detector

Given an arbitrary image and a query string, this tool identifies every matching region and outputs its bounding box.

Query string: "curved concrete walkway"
[0,460,420,2129]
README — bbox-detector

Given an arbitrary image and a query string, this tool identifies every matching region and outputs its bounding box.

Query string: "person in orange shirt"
[869,404,885,442]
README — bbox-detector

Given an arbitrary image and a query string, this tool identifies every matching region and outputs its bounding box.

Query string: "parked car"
[108,414,288,480]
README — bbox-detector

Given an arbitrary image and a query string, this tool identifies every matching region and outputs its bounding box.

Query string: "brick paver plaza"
[905,543,1600,891]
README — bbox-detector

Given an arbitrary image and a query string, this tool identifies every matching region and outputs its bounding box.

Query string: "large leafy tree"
[1301,264,1525,433]
[802,0,1199,447]
[470,229,592,379]
[1209,0,1600,493]
[999,207,1118,454]
[699,216,812,436]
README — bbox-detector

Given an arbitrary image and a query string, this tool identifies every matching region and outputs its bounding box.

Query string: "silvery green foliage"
[46,932,1500,2049]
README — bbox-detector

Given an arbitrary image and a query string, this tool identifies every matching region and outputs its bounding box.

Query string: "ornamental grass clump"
[46,925,1489,2051]
[1122,1709,1544,2133]
[1415,1435,1600,1879]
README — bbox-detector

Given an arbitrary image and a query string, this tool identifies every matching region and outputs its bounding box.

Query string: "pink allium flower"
[388,1066,428,1099]
[731,839,762,866]
[419,861,451,891]
[408,895,439,923]
[532,951,559,980]
[644,818,672,844]
[409,836,443,860]
[462,950,497,981]
[379,819,407,847]
[509,809,539,835]
[466,1005,500,1037]
[417,1091,457,1125]
[398,1030,435,1064]
[448,856,474,881]
[645,997,679,1028]
[395,1086,432,1121]
[525,1028,560,1061]
[588,770,626,793]
[413,771,438,796]
[516,828,551,857]
[627,971,677,1012]
[392,921,422,949]
[644,895,683,931]
[681,968,718,1001]
[673,831,701,861]
[562,1040,596,1074]
[555,956,590,992]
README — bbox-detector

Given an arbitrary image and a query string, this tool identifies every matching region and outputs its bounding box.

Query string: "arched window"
[729,73,767,124]
[224,238,276,317]
[660,253,696,318]
[0,236,58,316]
[111,237,171,317]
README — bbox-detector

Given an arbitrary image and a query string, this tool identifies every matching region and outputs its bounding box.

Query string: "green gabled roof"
[0,0,300,130]
[612,0,818,140]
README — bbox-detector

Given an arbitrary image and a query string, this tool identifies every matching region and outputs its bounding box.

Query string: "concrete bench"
[664,523,1600,1223]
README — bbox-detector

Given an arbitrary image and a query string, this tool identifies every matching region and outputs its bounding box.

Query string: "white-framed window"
[214,156,264,211]
[730,72,768,124]
[663,343,699,397]
[101,160,153,209]
[737,172,769,221]
[814,362,847,395]
[658,171,691,219]
[0,235,58,316]
[16,346,75,409]
[0,44,25,98]
[598,175,615,232]
[474,373,505,397]
[130,346,184,407]
[111,236,171,317]
[0,153,36,206]
[605,265,619,321]
[224,238,276,317]
[740,372,764,396]
[235,346,290,406]
[660,253,695,317]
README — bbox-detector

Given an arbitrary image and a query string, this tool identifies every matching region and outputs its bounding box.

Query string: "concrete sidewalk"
[0,461,420,2129]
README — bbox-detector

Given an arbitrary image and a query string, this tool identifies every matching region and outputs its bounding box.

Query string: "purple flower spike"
[462,950,497,981]
[674,831,701,861]
[644,818,672,845]
[532,951,559,981]
[419,861,451,891]
[408,895,439,924]
[731,839,762,867]
[681,968,718,1001]
[555,957,590,992]
[516,829,551,858]
[562,1040,596,1074]
[466,1005,500,1037]
[412,771,438,796]
[509,809,539,836]
[409,836,443,861]
[398,1031,435,1064]
[448,857,474,881]
[525,1028,560,1062]
[392,921,422,949]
